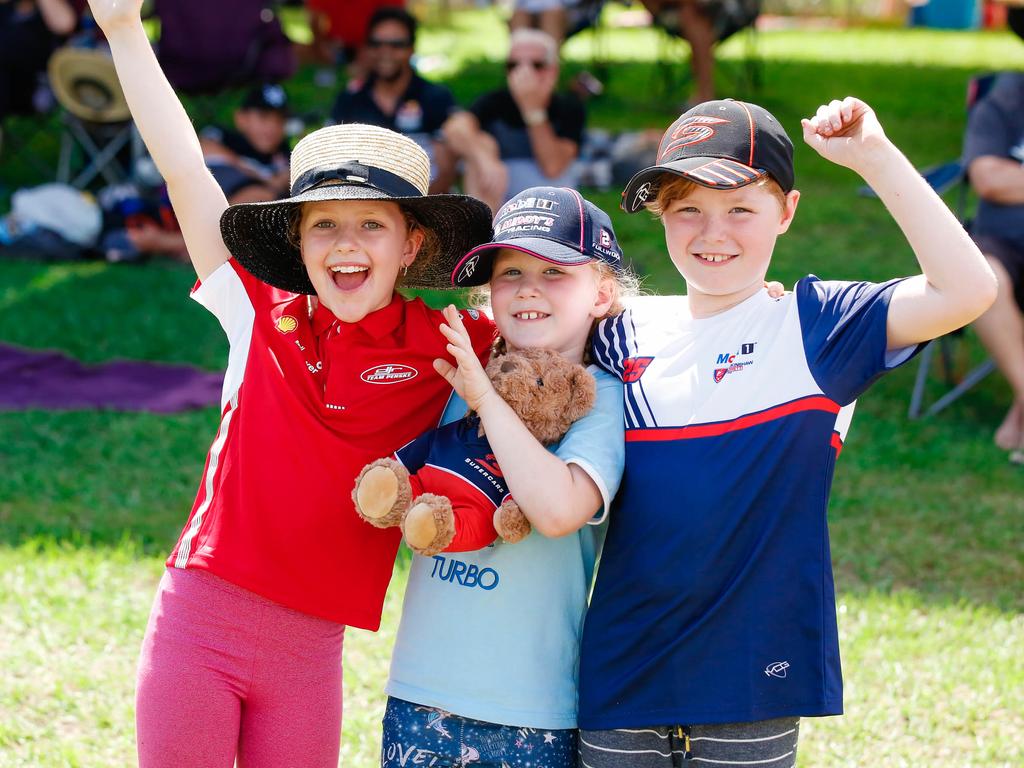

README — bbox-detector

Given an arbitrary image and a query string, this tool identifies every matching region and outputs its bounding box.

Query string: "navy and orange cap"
[621,99,794,214]
[451,186,624,287]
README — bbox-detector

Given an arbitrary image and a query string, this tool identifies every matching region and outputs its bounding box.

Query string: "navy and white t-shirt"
[578,278,917,729]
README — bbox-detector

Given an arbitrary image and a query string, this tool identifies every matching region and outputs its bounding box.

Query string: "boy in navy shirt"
[577,97,997,766]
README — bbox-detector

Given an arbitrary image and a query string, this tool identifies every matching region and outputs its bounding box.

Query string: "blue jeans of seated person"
[380,696,577,768]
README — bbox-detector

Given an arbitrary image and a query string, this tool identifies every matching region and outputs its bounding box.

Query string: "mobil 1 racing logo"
[429,554,499,590]
[713,342,756,383]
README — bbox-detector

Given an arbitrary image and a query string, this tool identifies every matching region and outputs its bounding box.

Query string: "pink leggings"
[136,568,345,768]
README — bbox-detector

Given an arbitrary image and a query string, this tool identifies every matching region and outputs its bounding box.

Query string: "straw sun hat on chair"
[220,124,494,294]
[48,47,131,123]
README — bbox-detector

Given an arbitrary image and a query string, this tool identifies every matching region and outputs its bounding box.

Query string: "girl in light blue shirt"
[381,186,634,767]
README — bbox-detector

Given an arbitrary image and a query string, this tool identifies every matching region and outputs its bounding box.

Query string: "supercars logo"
[360,364,418,384]
[713,368,728,383]
[275,315,298,334]
[476,453,504,477]
[765,661,790,679]
[623,356,654,383]
[659,116,731,161]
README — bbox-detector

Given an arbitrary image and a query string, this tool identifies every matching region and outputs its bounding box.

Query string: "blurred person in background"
[0,0,81,125]
[510,0,573,45]
[640,0,718,104]
[303,0,404,81]
[201,82,291,204]
[330,6,457,193]
[443,28,584,213]
[963,69,1024,460]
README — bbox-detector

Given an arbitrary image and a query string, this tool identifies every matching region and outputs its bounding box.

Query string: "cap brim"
[451,238,594,288]
[620,157,768,214]
[220,184,494,294]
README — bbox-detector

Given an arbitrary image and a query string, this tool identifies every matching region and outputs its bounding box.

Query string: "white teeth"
[516,312,545,320]
[698,254,733,263]
[330,265,368,273]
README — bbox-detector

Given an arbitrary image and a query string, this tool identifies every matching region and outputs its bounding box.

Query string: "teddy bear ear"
[564,365,597,422]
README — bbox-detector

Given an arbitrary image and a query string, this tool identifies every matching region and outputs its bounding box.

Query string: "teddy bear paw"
[494,500,532,544]
[402,494,456,557]
[353,459,411,528]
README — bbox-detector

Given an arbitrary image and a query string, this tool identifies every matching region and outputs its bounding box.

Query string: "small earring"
[401,264,409,277]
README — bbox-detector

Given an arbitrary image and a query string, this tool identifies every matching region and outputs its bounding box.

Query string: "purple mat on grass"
[0,343,223,413]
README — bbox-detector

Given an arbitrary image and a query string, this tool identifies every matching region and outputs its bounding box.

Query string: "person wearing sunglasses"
[442,28,584,213]
[330,6,458,193]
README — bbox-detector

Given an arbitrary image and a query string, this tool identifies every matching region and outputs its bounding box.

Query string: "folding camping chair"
[906,73,998,419]
[47,46,146,190]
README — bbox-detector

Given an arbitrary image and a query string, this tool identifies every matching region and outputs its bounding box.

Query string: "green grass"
[1,9,1023,767]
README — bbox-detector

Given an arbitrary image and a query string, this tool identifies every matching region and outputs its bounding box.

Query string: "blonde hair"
[646,174,787,216]
[472,259,641,363]
[287,202,438,287]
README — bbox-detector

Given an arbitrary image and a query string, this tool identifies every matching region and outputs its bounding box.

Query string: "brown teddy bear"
[352,348,597,556]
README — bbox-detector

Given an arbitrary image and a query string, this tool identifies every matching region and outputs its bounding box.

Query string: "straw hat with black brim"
[220,123,494,295]
[620,99,795,215]
[451,186,625,288]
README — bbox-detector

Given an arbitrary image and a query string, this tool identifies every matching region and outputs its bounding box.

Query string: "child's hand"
[86,0,144,35]
[801,97,890,174]
[433,305,498,412]
[764,279,786,299]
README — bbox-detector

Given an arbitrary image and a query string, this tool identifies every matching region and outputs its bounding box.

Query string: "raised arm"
[87,0,231,280]
[802,97,998,350]
[36,0,78,36]
[433,306,603,538]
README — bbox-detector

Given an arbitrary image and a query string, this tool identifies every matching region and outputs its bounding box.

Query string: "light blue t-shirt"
[386,366,624,729]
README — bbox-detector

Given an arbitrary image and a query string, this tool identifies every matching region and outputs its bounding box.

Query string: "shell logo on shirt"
[360,364,419,384]
[275,315,298,334]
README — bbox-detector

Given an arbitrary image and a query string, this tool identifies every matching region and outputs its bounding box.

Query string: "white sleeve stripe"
[565,457,611,525]
[174,393,238,568]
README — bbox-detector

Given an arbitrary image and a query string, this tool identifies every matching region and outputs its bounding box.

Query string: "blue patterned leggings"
[380,696,577,768]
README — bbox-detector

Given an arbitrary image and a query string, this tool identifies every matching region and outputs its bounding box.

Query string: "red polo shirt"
[168,259,494,629]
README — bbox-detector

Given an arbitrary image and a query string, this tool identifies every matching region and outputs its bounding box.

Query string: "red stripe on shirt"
[626,395,841,442]
[830,431,844,457]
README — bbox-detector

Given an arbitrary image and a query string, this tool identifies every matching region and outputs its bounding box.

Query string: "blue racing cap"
[451,186,624,287]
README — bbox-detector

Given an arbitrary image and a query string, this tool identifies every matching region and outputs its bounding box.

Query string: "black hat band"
[291,162,422,198]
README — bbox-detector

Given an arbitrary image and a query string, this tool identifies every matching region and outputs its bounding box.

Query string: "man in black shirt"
[443,28,584,213]
[330,7,457,193]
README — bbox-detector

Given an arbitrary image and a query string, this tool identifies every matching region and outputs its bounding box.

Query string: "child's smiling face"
[299,200,422,323]
[660,182,799,316]
[488,249,614,363]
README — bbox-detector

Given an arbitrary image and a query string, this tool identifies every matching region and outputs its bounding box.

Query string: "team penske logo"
[360,364,418,384]
[275,315,298,334]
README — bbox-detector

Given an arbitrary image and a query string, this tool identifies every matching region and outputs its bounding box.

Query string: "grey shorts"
[579,717,800,768]
[972,234,1024,310]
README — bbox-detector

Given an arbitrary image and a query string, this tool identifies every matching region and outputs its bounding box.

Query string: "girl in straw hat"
[87,1,495,766]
